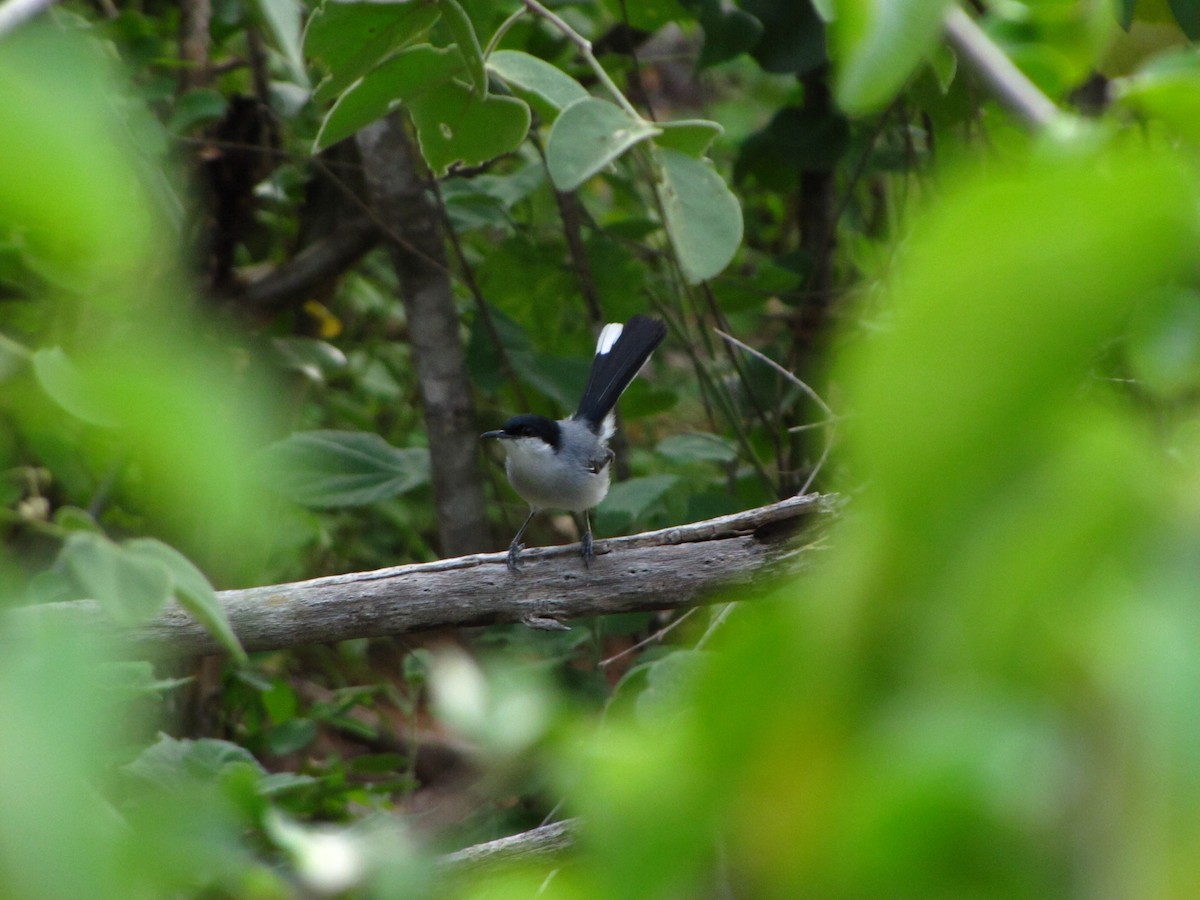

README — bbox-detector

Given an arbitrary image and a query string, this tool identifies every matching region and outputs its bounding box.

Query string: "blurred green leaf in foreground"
[451,142,1200,898]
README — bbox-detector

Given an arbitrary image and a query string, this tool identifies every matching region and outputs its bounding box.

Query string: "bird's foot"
[507,541,525,573]
[581,530,594,568]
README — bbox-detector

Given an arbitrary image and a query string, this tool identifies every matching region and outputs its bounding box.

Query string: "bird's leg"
[507,509,537,573]
[580,510,594,568]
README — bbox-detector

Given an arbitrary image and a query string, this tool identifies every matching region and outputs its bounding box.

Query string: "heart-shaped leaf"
[314,44,461,151]
[546,97,660,191]
[305,1,442,103]
[657,148,743,284]
[408,80,530,175]
[486,50,589,120]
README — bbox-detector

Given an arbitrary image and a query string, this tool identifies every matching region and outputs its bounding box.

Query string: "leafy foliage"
[6,0,1200,897]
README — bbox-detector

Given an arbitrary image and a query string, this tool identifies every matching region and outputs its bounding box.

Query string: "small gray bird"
[482,315,667,572]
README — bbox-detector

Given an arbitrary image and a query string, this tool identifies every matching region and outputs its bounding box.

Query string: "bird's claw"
[581,531,594,568]
[507,541,524,573]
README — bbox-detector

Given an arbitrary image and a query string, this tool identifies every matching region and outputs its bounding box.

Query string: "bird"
[481,315,667,572]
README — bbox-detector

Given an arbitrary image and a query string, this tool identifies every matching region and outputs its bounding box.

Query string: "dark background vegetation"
[5,0,1200,896]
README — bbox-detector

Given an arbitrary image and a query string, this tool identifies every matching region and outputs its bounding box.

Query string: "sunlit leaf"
[31,347,116,427]
[0,29,160,291]
[832,0,952,113]
[657,148,743,284]
[124,538,247,664]
[124,735,263,790]
[313,44,460,151]
[251,0,309,86]
[437,0,487,96]
[546,97,661,191]
[652,119,724,157]
[60,532,172,625]
[408,80,530,175]
[304,0,442,102]
[486,49,589,120]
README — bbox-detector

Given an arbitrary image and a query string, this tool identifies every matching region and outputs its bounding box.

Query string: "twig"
[520,0,642,119]
[236,218,380,313]
[439,819,577,871]
[942,6,1061,132]
[713,328,836,494]
[0,0,55,37]
[598,607,698,669]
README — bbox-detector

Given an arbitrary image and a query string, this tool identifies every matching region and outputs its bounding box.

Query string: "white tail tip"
[595,323,623,356]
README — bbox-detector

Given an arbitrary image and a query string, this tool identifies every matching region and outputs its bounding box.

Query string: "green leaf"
[250,0,309,86]
[695,3,765,68]
[123,538,248,665]
[600,474,680,519]
[657,148,743,284]
[349,752,410,774]
[32,347,116,427]
[742,0,827,74]
[124,734,263,790]
[1117,0,1135,28]
[1169,0,1200,38]
[1125,288,1200,398]
[846,149,1200,534]
[601,0,688,30]
[636,650,711,723]
[98,661,191,701]
[52,505,101,533]
[546,98,661,191]
[652,119,724,157]
[832,0,952,114]
[928,43,958,94]
[486,49,589,120]
[167,89,228,133]
[437,0,487,96]
[304,0,442,103]
[657,432,739,464]
[60,532,173,625]
[735,105,851,189]
[265,719,318,756]
[269,336,348,384]
[258,772,319,796]
[314,44,461,151]
[1113,50,1200,144]
[408,80,530,175]
[256,430,430,507]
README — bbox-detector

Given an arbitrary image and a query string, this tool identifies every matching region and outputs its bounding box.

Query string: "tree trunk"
[356,115,491,557]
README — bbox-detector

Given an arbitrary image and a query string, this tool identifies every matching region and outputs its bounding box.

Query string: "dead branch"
[438,819,578,872]
[23,494,832,658]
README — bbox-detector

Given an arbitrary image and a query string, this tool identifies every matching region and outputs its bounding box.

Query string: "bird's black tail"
[573,315,667,431]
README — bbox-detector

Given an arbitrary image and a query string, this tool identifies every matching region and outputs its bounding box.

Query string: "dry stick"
[520,0,641,119]
[20,494,832,659]
[439,819,578,872]
[713,328,836,495]
[598,606,697,669]
[942,6,1060,132]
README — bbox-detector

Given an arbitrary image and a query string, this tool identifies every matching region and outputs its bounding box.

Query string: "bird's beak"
[480,430,506,440]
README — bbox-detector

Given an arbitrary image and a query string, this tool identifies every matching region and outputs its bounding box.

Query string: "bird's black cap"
[480,414,561,450]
